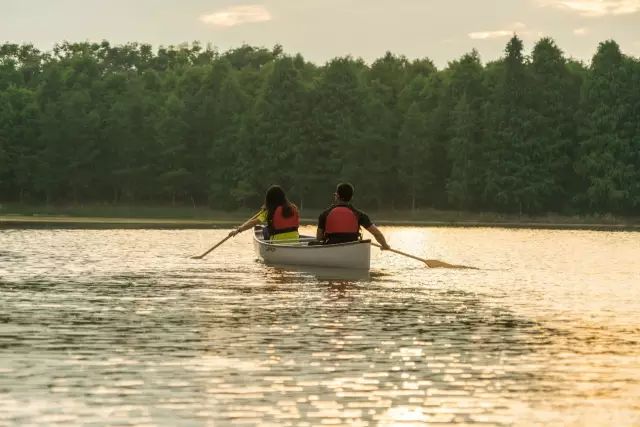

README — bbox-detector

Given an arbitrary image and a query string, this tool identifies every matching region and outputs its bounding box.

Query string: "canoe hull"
[253,231,371,270]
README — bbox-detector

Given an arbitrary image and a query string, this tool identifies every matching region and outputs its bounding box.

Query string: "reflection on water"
[0,227,639,426]
[268,265,372,282]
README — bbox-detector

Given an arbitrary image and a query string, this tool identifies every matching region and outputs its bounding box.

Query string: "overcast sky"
[2,0,639,67]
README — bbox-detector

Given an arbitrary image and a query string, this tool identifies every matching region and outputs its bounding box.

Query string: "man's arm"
[365,225,390,250]
[357,210,390,250]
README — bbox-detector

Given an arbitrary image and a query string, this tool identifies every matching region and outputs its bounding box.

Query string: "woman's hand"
[228,227,240,238]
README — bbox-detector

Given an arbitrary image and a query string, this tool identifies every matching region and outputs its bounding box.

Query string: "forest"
[0,36,639,214]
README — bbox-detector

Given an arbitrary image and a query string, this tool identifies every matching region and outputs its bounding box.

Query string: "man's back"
[318,203,372,244]
[316,183,390,250]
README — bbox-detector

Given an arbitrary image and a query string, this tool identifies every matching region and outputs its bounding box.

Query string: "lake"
[1,226,639,426]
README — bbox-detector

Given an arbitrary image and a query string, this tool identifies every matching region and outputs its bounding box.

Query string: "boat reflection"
[264,263,371,282]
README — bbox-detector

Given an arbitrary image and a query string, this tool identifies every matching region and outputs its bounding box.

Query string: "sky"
[2,0,639,67]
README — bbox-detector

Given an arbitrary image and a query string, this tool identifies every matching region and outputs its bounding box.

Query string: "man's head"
[335,182,354,203]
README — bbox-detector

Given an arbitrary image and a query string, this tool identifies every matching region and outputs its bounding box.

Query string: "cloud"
[468,22,529,40]
[573,27,589,35]
[200,5,271,28]
[538,0,640,17]
[469,30,513,40]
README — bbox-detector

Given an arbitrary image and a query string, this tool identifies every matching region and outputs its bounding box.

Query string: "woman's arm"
[228,217,263,237]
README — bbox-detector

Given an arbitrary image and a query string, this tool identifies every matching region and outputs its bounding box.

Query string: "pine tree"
[483,36,539,213]
[445,50,486,209]
[576,41,639,213]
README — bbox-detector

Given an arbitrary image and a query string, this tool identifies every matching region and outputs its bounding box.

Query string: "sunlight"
[379,406,428,426]
[388,228,429,257]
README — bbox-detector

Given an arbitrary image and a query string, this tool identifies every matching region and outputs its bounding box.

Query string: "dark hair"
[265,185,296,220]
[336,182,354,202]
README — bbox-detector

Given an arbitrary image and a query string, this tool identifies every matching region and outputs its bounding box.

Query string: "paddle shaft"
[371,242,431,266]
[193,235,232,259]
[192,211,261,259]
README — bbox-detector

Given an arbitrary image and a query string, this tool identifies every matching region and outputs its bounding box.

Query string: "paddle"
[191,211,261,260]
[371,242,477,269]
[191,235,233,260]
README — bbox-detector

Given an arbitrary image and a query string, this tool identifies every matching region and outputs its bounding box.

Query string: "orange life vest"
[269,205,300,235]
[325,206,359,235]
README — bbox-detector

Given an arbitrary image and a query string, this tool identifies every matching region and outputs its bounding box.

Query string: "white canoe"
[253,228,371,270]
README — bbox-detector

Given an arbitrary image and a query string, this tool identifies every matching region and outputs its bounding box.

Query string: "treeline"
[0,37,639,214]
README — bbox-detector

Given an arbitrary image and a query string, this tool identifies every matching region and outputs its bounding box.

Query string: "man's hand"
[228,228,240,238]
[380,243,391,251]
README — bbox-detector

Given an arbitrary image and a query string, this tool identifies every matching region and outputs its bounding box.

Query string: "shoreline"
[2,214,639,231]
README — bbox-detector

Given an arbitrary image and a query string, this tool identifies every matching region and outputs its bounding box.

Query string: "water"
[1,227,639,426]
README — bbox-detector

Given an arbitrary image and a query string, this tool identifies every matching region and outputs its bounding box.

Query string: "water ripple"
[0,228,639,426]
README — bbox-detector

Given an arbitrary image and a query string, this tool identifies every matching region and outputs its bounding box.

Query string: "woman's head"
[265,185,295,218]
[265,185,286,209]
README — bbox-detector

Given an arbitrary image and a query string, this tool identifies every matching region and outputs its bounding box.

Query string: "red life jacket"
[325,206,359,235]
[270,205,299,235]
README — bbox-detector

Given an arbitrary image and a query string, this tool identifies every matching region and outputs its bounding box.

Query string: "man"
[316,183,391,249]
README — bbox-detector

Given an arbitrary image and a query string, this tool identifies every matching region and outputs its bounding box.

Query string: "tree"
[398,102,431,210]
[207,61,250,209]
[156,94,191,205]
[0,86,40,201]
[0,39,636,217]
[483,36,541,213]
[445,50,486,209]
[235,56,310,206]
[576,41,639,213]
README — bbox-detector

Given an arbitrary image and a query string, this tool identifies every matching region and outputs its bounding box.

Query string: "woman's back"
[259,203,300,241]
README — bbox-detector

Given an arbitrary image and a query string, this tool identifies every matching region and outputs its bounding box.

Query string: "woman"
[228,185,300,241]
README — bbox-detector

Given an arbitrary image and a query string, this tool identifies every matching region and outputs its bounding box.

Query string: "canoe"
[253,228,371,270]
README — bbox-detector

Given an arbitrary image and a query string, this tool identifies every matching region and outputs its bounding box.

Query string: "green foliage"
[0,39,638,215]
[575,41,640,213]
[445,50,486,209]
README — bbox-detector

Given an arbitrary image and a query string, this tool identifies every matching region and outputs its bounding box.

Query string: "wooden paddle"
[191,235,233,259]
[191,211,261,259]
[371,242,477,269]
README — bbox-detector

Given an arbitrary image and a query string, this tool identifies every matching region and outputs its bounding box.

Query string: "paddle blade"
[425,259,478,269]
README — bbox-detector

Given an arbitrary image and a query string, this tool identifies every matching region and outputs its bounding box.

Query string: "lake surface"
[1,226,639,426]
